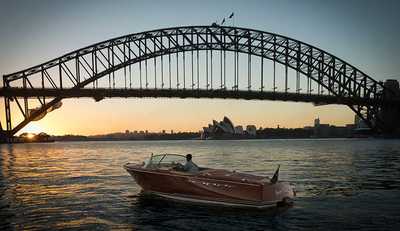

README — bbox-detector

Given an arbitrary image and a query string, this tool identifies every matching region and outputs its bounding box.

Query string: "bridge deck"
[0,87,386,106]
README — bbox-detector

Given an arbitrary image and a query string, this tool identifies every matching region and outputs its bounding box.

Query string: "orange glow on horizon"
[10,98,355,136]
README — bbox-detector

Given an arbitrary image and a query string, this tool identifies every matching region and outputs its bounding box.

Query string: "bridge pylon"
[380,79,400,135]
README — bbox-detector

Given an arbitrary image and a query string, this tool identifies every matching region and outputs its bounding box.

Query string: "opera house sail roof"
[202,116,256,139]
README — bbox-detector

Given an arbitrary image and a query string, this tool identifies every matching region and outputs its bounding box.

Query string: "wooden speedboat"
[124,154,295,209]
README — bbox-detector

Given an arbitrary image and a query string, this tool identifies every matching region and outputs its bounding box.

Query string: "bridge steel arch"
[1,25,398,138]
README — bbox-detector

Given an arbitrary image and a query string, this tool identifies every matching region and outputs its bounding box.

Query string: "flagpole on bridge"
[228,12,235,27]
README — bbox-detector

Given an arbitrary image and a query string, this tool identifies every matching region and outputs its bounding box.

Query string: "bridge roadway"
[0,87,389,106]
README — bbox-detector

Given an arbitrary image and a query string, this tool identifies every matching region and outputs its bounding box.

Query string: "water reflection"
[129,193,291,230]
[0,145,16,230]
[0,139,399,230]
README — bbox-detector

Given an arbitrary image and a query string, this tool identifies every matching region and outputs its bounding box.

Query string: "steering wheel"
[172,162,184,171]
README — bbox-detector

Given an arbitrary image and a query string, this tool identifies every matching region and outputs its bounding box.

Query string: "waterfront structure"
[214,117,235,134]
[234,126,244,134]
[313,118,355,138]
[202,116,256,139]
[202,117,235,138]
[1,25,400,142]
[354,115,369,129]
[246,125,257,136]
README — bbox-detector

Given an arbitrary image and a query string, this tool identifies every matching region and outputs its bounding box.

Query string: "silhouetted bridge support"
[1,25,400,141]
[381,80,400,135]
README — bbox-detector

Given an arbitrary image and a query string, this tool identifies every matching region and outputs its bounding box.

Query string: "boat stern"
[262,182,295,206]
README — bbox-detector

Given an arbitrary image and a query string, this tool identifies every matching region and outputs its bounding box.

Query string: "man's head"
[186,154,192,161]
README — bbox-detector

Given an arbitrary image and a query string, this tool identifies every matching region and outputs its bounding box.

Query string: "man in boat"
[183,154,199,173]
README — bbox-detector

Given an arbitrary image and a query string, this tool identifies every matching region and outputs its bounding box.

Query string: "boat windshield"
[145,154,186,168]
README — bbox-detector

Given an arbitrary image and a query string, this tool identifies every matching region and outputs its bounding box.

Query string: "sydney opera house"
[201,116,257,139]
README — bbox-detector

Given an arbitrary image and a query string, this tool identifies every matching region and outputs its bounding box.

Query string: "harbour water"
[0,139,399,230]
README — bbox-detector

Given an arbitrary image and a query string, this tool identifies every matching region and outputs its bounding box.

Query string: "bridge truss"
[0,25,396,138]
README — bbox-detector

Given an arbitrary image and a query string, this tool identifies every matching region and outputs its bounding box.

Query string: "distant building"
[202,116,236,138]
[201,116,257,139]
[354,115,369,129]
[313,117,354,138]
[234,126,244,134]
[314,118,320,127]
[353,115,374,136]
[214,117,235,134]
[245,125,257,136]
[303,126,313,130]
[314,124,330,137]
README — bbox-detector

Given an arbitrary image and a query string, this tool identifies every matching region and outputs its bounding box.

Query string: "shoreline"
[2,136,393,144]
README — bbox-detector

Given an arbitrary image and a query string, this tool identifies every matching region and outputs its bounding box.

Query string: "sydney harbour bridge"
[0,25,399,141]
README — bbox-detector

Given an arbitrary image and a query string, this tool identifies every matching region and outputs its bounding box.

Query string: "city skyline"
[23,113,356,136]
[1,0,399,136]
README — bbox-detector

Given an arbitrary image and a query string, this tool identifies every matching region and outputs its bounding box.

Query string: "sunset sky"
[0,0,399,135]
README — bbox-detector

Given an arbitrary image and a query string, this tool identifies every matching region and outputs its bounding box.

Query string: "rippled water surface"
[1,139,400,230]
